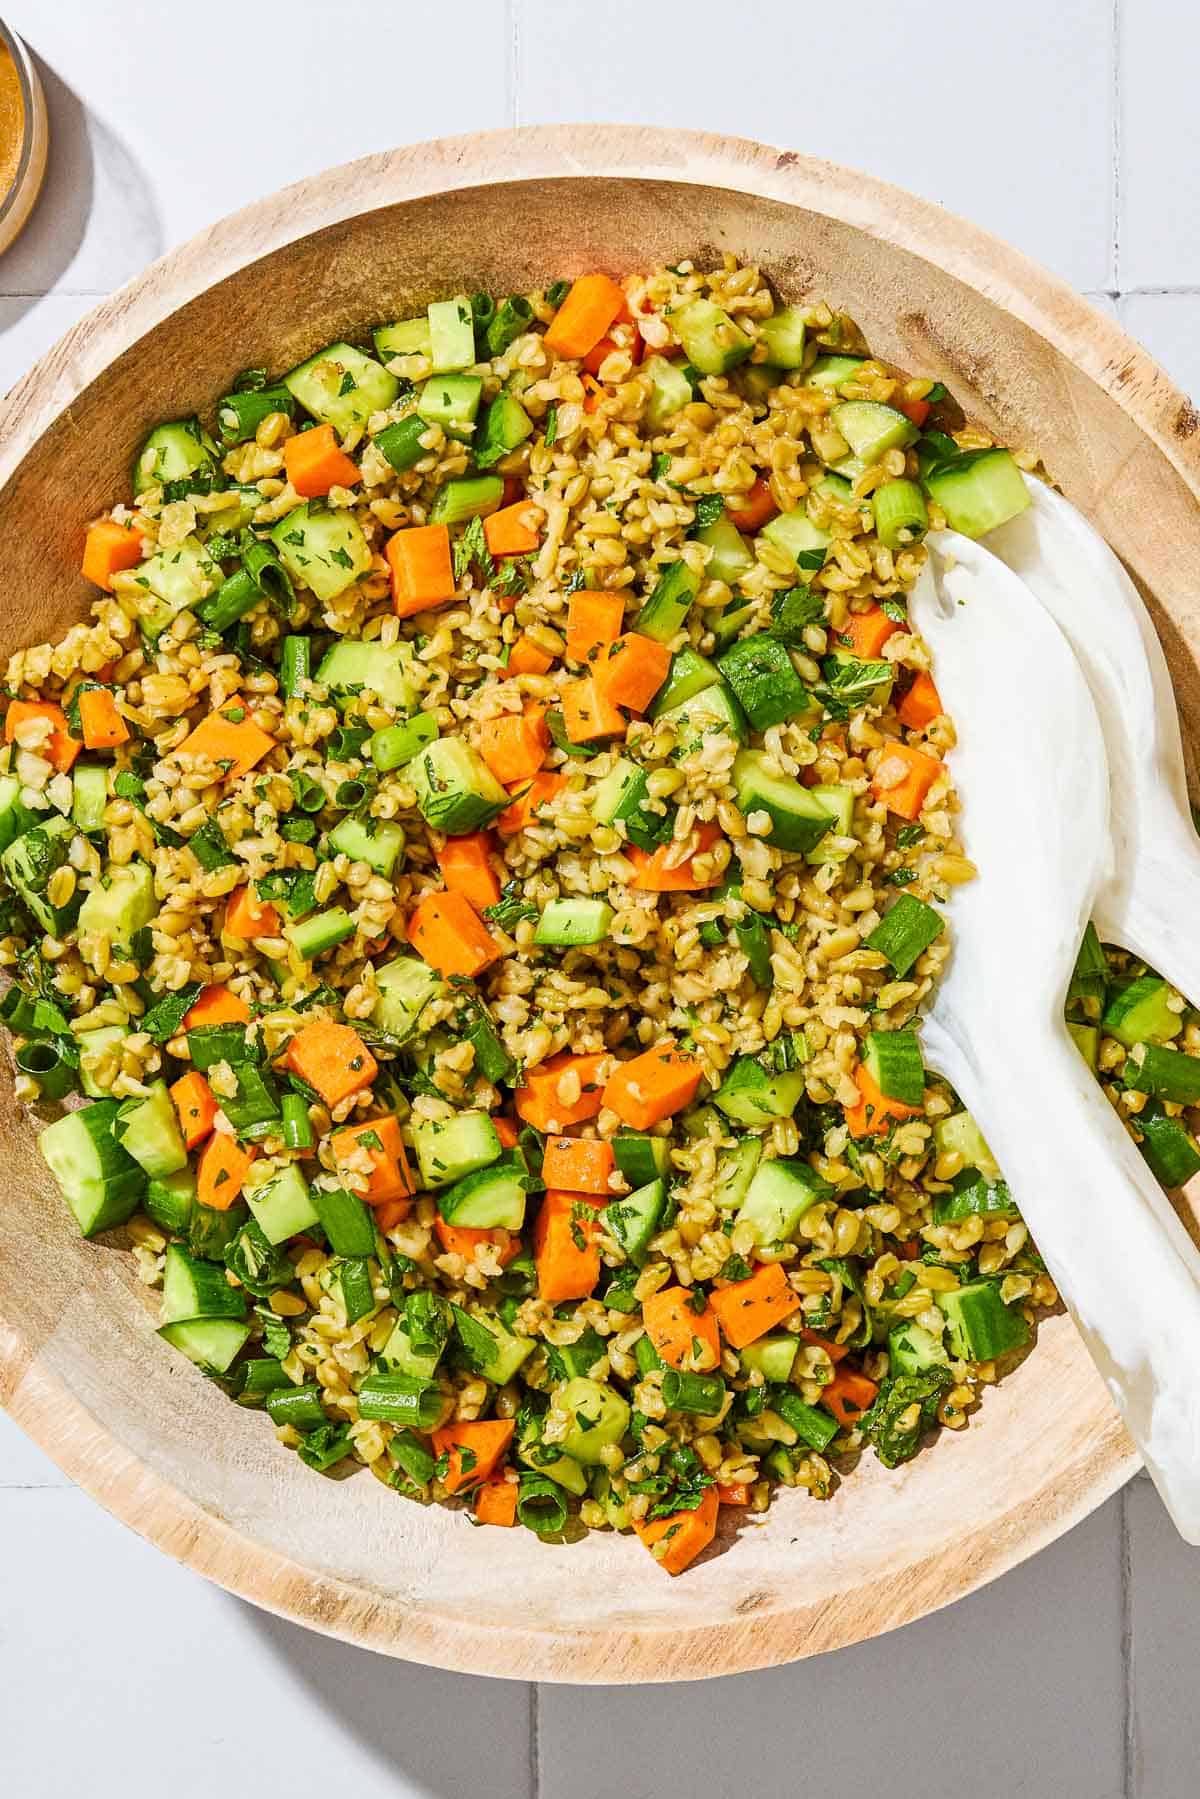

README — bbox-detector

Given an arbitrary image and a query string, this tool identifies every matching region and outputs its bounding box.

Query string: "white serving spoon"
[987,479,1200,1000]
[911,542,1200,1541]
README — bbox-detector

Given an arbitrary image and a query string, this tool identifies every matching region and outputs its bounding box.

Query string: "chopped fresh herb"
[484,881,539,932]
[544,403,559,447]
[454,515,494,584]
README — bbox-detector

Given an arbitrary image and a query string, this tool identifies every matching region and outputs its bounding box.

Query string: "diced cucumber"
[806,783,855,866]
[134,534,221,638]
[476,392,534,469]
[77,860,157,945]
[717,634,816,730]
[888,1321,949,1375]
[311,1185,378,1258]
[315,638,418,711]
[373,955,444,1041]
[0,774,36,852]
[373,316,432,369]
[670,298,753,375]
[658,681,747,754]
[1138,1104,1200,1187]
[244,1161,319,1245]
[71,766,109,834]
[453,1304,535,1385]
[873,478,929,549]
[328,814,406,878]
[427,297,477,373]
[829,400,918,466]
[757,304,807,369]
[866,892,944,977]
[3,815,83,935]
[370,715,438,770]
[815,471,856,508]
[739,364,781,405]
[735,1157,830,1248]
[644,354,695,428]
[806,354,866,390]
[373,414,433,474]
[862,1029,924,1107]
[648,647,720,719]
[78,1024,130,1099]
[271,503,372,603]
[439,1154,527,1230]
[159,1317,251,1375]
[694,516,754,585]
[732,748,835,853]
[932,1110,1002,1183]
[1068,1020,1100,1069]
[285,907,355,960]
[143,1166,195,1235]
[556,1378,630,1464]
[282,341,399,435]
[714,1057,806,1126]
[408,737,509,835]
[932,1169,1019,1225]
[381,1317,444,1381]
[534,898,614,947]
[429,474,504,525]
[39,1100,147,1237]
[161,1244,246,1324]
[612,1131,671,1187]
[937,1280,1031,1362]
[738,1334,798,1382]
[1102,975,1182,1049]
[133,419,220,497]
[1123,1041,1200,1105]
[710,601,757,655]
[637,561,701,642]
[712,1137,762,1213]
[605,1178,667,1266]
[760,507,830,571]
[411,1111,502,1189]
[113,1079,188,1178]
[923,449,1031,538]
[587,760,670,850]
[188,1198,247,1261]
[417,373,483,442]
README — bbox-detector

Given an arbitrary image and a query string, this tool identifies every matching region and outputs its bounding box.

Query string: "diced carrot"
[898,395,931,429]
[897,670,943,731]
[225,885,280,940]
[582,334,620,376]
[183,984,250,1030]
[177,707,275,781]
[726,477,779,533]
[431,1419,516,1495]
[581,375,604,414]
[515,1051,610,1133]
[497,771,568,836]
[435,832,502,913]
[840,604,900,660]
[408,889,501,979]
[374,1197,413,1231]
[899,1237,921,1261]
[800,1326,851,1364]
[433,1215,521,1266]
[544,273,627,360]
[560,677,625,744]
[565,591,625,664]
[285,1018,378,1109]
[492,1116,520,1149]
[197,1131,257,1212]
[710,1262,801,1349]
[821,1368,879,1428]
[330,1114,415,1205]
[634,1484,719,1575]
[603,1040,704,1131]
[484,501,541,558]
[627,820,724,893]
[473,1475,519,1526]
[4,700,81,774]
[541,1135,616,1196]
[282,422,361,498]
[504,634,554,679]
[82,517,144,590]
[170,1071,217,1150]
[77,686,129,751]
[641,1285,721,1372]
[386,523,456,618]
[593,632,671,713]
[477,703,549,786]
[871,740,941,820]
[843,1061,923,1138]
[716,1482,751,1506]
[533,1188,603,1303]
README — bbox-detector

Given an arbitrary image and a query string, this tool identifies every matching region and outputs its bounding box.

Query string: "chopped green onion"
[516,1472,568,1536]
[487,295,534,357]
[280,1091,314,1150]
[661,1369,726,1414]
[264,1383,327,1430]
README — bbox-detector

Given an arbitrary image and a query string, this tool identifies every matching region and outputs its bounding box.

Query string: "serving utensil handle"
[1103,806,1200,1016]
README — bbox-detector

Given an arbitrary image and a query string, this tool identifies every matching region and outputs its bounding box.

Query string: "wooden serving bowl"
[4,124,1196,1683]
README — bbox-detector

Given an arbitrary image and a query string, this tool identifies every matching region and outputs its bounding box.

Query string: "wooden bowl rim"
[0,124,1159,1682]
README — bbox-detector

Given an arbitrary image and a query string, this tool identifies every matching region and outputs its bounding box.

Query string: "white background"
[1,2,1197,1793]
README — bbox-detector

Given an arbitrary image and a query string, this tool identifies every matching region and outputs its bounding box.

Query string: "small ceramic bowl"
[0,21,47,256]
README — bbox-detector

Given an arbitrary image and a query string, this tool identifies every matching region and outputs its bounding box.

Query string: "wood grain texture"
[2,123,1193,1683]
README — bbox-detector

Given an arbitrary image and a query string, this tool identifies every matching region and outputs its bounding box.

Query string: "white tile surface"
[2,2,1200,1793]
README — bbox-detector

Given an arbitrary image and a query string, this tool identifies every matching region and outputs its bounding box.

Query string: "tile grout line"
[1111,0,1122,292]
[1120,1484,1135,1799]
[528,1682,540,1799]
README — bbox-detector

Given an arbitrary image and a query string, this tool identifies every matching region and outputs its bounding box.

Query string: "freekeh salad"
[4,258,1191,1575]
